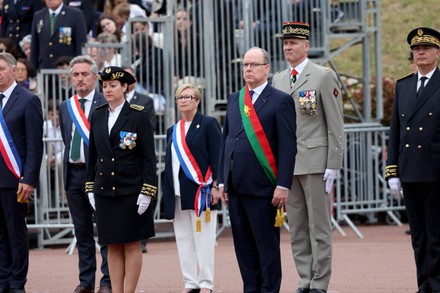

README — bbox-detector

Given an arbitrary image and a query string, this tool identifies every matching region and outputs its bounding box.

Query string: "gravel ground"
[26,224,416,293]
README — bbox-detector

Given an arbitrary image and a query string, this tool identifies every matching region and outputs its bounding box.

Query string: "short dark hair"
[17,58,36,78]
[54,56,73,67]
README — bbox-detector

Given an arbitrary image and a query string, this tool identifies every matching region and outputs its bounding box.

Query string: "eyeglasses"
[242,63,268,69]
[176,95,195,101]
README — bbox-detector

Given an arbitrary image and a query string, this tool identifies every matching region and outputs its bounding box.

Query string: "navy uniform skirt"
[95,193,155,245]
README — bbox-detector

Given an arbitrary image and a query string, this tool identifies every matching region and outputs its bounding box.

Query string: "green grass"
[331,0,440,79]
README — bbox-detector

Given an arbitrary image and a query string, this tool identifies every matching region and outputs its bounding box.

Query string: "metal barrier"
[28,0,384,247]
[335,123,406,238]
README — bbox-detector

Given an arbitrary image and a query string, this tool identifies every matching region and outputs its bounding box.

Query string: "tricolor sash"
[172,119,213,232]
[239,85,277,185]
[0,109,22,179]
[67,95,90,145]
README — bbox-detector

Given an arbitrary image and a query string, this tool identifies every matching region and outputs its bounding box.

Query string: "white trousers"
[174,197,217,290]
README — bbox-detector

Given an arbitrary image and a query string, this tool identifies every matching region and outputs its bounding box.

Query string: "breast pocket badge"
[120,131,137,149]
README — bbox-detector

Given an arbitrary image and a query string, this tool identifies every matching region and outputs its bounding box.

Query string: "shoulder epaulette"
[130,104,144,111]
[95,104,107,110]
[397,72,414,82]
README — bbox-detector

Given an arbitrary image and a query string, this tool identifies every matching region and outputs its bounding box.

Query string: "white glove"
[323,169,338,194]
[137,194,152,215]
[388,177,403,198]
[87,192,96,210]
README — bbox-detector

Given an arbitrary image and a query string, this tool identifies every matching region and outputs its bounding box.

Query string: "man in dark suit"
[218,47,297,293]
[124,66,156,132]
[30,0,87,70]
[386,27,440,293]
[59,55,111,293]
[0,0,44,54]
[64,0,96,34]
[0,52,43,293]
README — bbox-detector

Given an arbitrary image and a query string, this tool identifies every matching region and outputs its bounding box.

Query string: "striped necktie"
[291,68,298,87]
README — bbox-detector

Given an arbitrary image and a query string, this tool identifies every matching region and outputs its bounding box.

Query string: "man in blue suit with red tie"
[218,47,297,293]
[0,52,43,293]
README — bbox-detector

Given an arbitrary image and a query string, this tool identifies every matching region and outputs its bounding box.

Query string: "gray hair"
[96,32,118,44]
[19,35,32,51]
[0,52,17,67]
[248,47,270,64]
[69,55,98,75]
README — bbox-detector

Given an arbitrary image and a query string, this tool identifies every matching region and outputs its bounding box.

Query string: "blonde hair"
[174,83,201,102]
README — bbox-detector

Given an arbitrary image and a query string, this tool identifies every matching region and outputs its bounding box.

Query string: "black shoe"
[310,289,326,293]
[296,289,310,293]
[0,288,9,293]
[9,289,26,293]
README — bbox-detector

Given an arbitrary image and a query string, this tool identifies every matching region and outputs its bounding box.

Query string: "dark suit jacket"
[218,83,297,196]
[0,0,44,48]
[87,101,157,197]
[0,84,43,188]
[64,0,96,33]
[129,91,156,132]
[387,68,440,182]
[30,4,87,70]
[59,91,106,188]
[162,112,222,219]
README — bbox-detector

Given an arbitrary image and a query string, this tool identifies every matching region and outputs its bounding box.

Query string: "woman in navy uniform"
[86,66,157,293]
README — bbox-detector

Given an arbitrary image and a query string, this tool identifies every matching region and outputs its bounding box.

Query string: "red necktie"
[291,68,298,87]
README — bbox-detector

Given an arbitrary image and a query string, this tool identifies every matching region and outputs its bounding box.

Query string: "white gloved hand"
[137,194,152,215]
[323,169,338,194]
[87,192,96,210]
[388,177,403,198]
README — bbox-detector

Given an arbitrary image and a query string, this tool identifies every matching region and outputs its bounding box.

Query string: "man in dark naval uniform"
[0,0,44,53]
[30,0,87,70]
[386,27,440,293]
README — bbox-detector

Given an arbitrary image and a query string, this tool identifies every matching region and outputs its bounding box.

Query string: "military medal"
[37,20,44,34]
[299,90,317,116]
[119,132,137,149]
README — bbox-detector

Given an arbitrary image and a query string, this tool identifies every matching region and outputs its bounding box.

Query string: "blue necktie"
[249,90,254,103]
[0,93,4,110]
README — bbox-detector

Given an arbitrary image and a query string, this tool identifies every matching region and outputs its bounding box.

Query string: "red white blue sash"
[66,95,90,145]
[0,109,22,178]
[172,120,212,229]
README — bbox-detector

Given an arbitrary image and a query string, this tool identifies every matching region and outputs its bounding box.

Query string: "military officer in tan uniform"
[272,22,344,293]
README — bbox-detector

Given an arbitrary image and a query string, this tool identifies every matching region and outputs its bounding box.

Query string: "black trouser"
[0,188,28,290]
[402,181,440,292]
[66,167,110,289]
[227,175,281,293]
